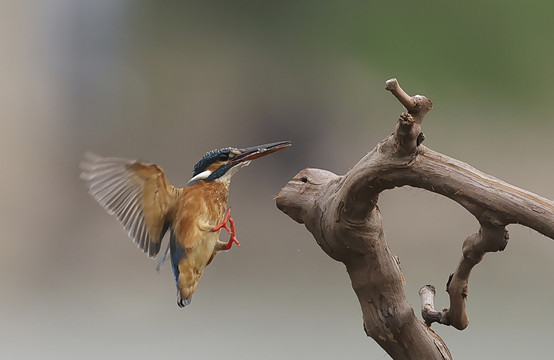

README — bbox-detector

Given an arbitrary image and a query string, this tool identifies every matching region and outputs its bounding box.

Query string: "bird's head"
[188,141,291,185]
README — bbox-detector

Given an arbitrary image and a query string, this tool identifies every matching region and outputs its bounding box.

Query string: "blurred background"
[1,1,553,359]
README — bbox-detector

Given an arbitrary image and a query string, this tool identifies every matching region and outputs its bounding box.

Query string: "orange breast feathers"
[173,181,229,252]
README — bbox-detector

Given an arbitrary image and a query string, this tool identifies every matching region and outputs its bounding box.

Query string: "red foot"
[212,208,240,249]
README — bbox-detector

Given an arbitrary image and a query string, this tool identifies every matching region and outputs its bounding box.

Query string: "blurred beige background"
[1,1,553,359]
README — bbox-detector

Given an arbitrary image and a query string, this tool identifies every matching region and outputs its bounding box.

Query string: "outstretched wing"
[80,152,180,258]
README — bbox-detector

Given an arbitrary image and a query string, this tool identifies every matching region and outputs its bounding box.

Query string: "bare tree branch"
[419,285,447,327]
[276,78,554,358]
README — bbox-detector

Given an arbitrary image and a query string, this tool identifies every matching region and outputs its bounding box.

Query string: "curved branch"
[343,144,554,237]
[277,169,452,359]
[276,78,553,357]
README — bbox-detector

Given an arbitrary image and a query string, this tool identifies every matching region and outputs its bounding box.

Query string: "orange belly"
[171,180,229,302]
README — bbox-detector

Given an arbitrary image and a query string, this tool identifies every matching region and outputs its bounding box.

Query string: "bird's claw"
[213,208,241,249]
[223,217,240,249]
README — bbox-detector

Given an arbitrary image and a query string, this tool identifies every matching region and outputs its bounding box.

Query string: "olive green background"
[2,1,553,359]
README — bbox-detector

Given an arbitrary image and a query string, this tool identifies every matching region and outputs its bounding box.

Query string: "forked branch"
[276,78,554,359]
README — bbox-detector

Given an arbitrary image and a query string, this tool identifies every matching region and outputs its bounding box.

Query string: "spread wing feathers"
[80,152,180,258]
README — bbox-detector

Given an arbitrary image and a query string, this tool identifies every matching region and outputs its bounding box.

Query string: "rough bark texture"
[275,78,554,359]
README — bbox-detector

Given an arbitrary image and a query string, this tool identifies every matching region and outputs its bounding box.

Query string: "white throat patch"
[188,160,252,185]
[188,170,212,183]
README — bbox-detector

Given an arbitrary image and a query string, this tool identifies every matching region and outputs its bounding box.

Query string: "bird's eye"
[219,153,229,161]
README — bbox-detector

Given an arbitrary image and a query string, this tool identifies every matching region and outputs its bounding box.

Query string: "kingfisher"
[80,141,291,307]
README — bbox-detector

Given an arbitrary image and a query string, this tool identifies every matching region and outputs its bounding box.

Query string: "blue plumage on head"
[192,147,234,176]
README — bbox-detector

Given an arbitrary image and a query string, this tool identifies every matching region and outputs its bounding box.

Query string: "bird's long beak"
[232,141,292,163]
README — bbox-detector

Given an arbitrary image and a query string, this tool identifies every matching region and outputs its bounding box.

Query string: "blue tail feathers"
[169,230,187,285]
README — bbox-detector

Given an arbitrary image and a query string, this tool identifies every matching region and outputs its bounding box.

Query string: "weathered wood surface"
[275,78,554,359]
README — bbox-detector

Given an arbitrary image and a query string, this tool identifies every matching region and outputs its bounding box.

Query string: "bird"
[80,141,291,307]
